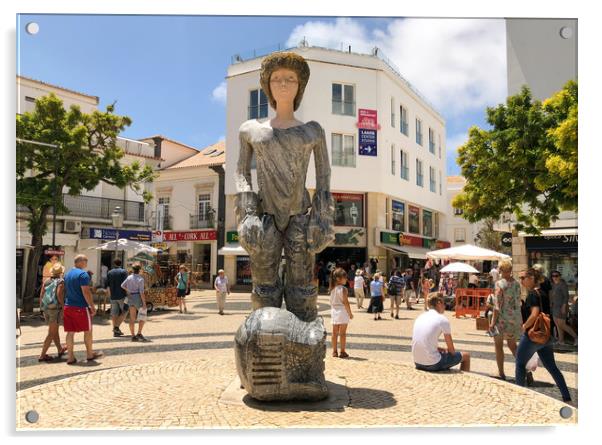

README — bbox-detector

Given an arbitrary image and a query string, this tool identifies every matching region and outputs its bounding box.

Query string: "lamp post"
[112,206,124,264]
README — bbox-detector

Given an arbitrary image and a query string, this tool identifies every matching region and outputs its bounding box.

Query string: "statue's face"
[269,68,299,108]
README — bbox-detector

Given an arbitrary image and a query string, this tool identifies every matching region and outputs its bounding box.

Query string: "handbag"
[185,287,191,296]
[527,289,551,344]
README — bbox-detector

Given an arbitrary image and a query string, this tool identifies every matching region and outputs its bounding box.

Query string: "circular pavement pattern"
[17,356,576,429]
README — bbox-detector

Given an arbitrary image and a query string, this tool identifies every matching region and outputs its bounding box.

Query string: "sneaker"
[395,315,399,319]
[390,313,394,318]
[526,371,534,386]
[131,335,139,342]
[136,333,150,342]
[113,328,124,337]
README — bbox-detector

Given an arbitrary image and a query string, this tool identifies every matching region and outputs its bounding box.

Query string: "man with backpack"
[388,269,405,319]
[38,263,67,362]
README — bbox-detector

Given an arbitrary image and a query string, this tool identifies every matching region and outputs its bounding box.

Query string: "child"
[330,267,353,358]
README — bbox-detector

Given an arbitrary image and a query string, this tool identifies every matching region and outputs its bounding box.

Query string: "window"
[391,145,395,175]
[416,159,423,187]
[391,97,395,127]
[331,133,356,167]
[416,118,423,146]
[400,150,409,180]
[423,210,433,238]
[438,134,442,158]
[408,205,420,234]
[429,128,435,154]
[399,105,409,136]
[248,89,268,119]
[158,197,170,230]
[332,83,355,116]
[197,193,211,219]
[333,193,364,227]
[454,207,464,216]
[439,170,442,195]
[454,228,466,242]
[429,166,436,193]
[25,96,36,103]
[158,197,170,216]
[392,200,405,232]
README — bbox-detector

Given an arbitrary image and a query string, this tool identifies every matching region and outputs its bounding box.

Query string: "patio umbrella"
[440,262,479,274]
[88,238,159,254]
[129,252,156,262]
[427,243,510,261]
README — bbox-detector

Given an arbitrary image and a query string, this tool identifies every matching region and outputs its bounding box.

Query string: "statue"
[233,51,335,401]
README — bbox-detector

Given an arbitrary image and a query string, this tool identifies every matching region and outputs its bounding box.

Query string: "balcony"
[190,214,215,229]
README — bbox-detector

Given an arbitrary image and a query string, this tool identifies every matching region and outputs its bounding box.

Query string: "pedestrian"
[100,263,109,288]
[388,270,405,319]
[488,259,521,381]
[421,276,432,311]
[38,263,67,362]
[106,259,128,337]
[514,268,572,403]
[489,265,499,289]
[369,272,384,320]
[353,269,366,309]
[63,254,103,364]
[550,270,577,346]
[175,265,191,314]
[468,273,479,289]
[330,267,353,358]
[214,269,230,315]
[412,293,471,372]
[403,268,415,310]
[121,263,149,342]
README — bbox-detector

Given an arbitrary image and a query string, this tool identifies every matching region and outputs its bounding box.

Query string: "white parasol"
[87,238,159,254]
[440,262,479,274]
[427,243,510,261]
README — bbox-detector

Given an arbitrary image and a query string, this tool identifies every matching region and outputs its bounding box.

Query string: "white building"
[446,176,482,247]
[150,141,224,288]
[222,45,450,285]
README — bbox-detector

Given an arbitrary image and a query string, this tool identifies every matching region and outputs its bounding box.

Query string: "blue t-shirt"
[370,280,383,297]
[64,267,91,308]
[107,268,128,300]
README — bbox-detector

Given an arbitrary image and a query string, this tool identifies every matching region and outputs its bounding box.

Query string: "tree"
[452,80,577,234]
[474,218,511,255]
[17,93,156,312]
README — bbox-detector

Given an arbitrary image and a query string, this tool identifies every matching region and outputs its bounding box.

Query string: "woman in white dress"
[330,267,354,358]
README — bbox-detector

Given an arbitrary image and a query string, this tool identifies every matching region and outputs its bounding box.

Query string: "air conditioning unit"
[63,220,82,234]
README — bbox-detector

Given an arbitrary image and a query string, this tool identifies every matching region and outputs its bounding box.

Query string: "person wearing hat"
[234,51,335,323]
[353,269,366,309]
[214,269,230,315]
[38,263,67,362]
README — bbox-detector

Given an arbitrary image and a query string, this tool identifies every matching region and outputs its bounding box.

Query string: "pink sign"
[163,230,217,242]
[358,109,378,130]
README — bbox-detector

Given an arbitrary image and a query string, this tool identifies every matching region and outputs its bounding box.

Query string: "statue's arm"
[234,130,253,193]
[313,125,331,192]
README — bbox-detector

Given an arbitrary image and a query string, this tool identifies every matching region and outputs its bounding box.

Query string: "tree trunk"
[21,208,48,314]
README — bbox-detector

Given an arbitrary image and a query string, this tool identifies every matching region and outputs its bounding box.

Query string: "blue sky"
[17,15,507,175]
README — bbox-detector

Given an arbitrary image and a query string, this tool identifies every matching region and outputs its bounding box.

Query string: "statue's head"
[260,51,310,112]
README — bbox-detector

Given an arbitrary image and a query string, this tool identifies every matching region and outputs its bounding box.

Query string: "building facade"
[222,45,450,285]
[446,176,482,247]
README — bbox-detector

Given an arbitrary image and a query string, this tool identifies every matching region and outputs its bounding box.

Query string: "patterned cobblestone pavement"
[16,291,578,429]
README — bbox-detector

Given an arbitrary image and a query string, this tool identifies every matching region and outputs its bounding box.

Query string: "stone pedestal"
[234,307,328,402]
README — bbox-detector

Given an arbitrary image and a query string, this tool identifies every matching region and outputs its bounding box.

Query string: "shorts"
[389,294,402,305]
[415,352,463,372]
[177,288,186,298]
[110,298,126,317]
[63,306,92,333]
[127,293,143,310]
[43,304,62,324]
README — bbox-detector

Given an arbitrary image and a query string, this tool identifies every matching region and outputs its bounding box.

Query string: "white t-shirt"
[215,276,229,293]
[354,275,364,289]
[469,274,479,285]
[489,268,499,283]
[411,309,452,366]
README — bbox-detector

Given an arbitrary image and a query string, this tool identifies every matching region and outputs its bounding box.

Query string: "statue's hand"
[234,191,259,223]
[238,214,264,255]
[306,190,335,253]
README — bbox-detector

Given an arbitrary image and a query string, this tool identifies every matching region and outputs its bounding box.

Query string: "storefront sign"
[151,243,168,250]
[422,238,436,249]
[399,233,423,247]
[357,109,378,130]
[89,228,152,241]
[334,228,366,247]
[163,230,217,242]
[333,193,364,227]
[358,129,377,156]
[501,232,513,247]
[227,231,239,243]
[44,249,65,256]
[435,240,451,249]
[380,231,399,245]
[525,234,578,250]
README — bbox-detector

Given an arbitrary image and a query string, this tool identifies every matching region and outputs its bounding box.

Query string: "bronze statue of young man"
[234,51,335,401]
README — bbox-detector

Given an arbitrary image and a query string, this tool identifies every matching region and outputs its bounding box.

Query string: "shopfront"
[525,233,578,293]
[88,227,152,274]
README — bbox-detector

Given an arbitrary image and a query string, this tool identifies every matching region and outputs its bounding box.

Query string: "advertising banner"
[358,129,377,156]
[357,108,378,130]
[163,230,217,242]
[89,228,152,241]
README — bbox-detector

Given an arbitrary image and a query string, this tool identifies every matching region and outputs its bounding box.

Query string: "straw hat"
[50,264,64,277]
[355,269,362,276]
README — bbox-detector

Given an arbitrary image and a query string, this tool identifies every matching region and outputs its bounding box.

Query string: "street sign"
[501,232,513,247]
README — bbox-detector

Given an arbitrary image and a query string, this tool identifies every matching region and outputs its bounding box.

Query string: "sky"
[16,14,508,175]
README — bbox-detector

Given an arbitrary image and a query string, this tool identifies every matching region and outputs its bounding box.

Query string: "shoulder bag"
[527,289,551,344]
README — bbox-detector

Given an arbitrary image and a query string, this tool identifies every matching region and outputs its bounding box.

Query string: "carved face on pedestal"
[269,68,299,109]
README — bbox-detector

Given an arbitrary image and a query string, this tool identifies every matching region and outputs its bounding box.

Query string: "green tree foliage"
[17,93,156,311]
[452,81,577,234]
[474,218,511,255]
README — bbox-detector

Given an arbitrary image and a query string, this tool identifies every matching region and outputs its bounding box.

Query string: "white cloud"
[446,132,469,156]
[286,18,507,117]
[211,81,227,105]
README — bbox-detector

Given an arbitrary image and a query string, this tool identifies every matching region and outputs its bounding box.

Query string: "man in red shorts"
[63,254,103,364]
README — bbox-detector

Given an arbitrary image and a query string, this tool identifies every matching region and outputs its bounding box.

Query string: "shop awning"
[382,245,408,255]
[218,244,248,256]
[519,228,578,237]
[381,244,429,259]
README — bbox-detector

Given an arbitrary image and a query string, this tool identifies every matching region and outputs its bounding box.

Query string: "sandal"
[66,358,77,365]
[38,354,54,362]
[339,352,349,359]
[86,352,104,362]
[493,375,506,381]
[58,346,68,358]
[332,351,338,357]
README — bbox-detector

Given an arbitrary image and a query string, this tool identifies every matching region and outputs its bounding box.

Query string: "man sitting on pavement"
[412,293,470,372]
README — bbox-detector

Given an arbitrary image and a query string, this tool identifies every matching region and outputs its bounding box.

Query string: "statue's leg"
[250,214,284,310]
[283,214,318,322]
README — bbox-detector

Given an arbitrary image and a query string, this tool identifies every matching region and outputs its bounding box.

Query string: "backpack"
[41,278,62,310]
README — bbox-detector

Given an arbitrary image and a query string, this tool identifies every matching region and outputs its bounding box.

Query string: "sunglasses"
[551,274,560,278]
[519,275,531,280]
